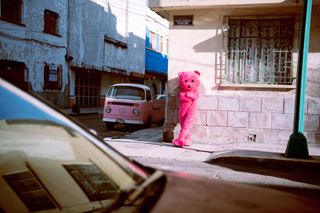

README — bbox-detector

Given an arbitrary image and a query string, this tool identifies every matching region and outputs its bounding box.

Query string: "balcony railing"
[223,49,294,85]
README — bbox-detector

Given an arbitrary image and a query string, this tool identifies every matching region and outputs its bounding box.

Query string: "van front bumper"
[103,118,144,125]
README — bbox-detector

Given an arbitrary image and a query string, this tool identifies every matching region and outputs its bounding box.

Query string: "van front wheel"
[105,122,114,130]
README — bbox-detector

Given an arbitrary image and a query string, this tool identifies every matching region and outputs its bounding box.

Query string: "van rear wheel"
[105,122,114,130]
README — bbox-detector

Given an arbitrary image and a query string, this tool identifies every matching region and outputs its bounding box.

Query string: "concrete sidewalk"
[104,126,320,161]
[104,127,320,198]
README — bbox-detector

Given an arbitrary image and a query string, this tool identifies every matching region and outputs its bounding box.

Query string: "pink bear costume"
[172,70,201,147]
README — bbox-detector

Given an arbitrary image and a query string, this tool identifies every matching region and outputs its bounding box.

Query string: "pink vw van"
[103,83,165,129]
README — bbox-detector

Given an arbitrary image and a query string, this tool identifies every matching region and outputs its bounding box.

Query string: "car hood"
[151,171,319,213]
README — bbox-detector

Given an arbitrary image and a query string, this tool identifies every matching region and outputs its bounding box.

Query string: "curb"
[207,150,320,185]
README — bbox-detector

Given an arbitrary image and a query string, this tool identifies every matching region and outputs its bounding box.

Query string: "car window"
[156,95,166,100]
[0,85,65,125]
[0,119,138,211]
[0,79,152,212]
[107,86,145,100]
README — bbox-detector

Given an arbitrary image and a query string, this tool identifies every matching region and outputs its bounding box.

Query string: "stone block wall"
[167,94,320,146]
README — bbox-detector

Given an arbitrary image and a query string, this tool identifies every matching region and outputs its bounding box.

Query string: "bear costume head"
[178,70,201,92]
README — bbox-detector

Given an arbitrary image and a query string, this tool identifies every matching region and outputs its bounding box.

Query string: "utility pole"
[285,0,312,159]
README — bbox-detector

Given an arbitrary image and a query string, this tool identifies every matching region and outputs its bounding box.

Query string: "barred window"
[44,9,59,35]
[224,17,295,85]
[75,69,101,108]
[0,0,23,24]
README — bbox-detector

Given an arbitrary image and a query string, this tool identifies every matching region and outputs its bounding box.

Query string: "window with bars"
[43,9,59,35]
[224,17,295,85]
[0,0,23,24]
[75,70,101,108]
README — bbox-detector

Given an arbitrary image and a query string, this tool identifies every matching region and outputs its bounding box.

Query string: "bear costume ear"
[178,72,184,77]
[194,70,200,76]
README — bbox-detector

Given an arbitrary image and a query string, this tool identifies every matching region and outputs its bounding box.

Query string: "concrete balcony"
[148,0,305,11]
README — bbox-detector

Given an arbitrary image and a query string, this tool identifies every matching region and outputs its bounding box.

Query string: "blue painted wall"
[145,29,168,75]
[145,49,168,75]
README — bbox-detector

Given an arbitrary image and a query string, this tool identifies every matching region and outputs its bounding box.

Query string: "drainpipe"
[285,0,312,159]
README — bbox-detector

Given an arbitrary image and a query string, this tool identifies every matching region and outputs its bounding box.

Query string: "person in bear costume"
[172,70,201,147]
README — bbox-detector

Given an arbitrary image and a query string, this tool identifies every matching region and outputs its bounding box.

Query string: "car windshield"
[107,86,145,100]
[0,79,152,212]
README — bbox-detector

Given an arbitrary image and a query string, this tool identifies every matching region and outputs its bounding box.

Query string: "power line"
[0,0,147,28]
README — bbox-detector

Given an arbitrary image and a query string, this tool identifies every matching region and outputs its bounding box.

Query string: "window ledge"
[219,83,296,91]
[104,35,127,48]
[43,31,61,37]
[0,17,25,27]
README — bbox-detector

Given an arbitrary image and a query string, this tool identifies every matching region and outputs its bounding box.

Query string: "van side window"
[146,90,151,101]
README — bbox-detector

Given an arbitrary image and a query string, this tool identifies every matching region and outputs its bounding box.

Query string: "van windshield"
[107,86,145,100]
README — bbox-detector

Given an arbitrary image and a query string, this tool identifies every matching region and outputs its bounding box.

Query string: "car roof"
[111,83,151,90]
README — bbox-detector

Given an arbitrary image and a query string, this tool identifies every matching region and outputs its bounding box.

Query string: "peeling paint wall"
[0,0,68,107]
[69,0,146,74]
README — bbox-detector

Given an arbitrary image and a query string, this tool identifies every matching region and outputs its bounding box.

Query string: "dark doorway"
[0,60,28,91]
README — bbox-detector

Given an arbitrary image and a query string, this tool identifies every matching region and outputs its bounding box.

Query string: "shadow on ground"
[206,150,320,185]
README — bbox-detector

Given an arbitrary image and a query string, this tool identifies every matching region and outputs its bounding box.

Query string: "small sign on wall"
[44,63,62,90]
[48,64,58,82]
[173,15,193,26]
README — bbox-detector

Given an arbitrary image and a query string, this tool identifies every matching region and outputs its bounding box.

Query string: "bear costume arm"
[179,92,190,102]
[186,91,199,100]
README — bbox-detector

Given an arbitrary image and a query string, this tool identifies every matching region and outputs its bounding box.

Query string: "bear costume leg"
[172,104,194,147]
[184,134,192,146]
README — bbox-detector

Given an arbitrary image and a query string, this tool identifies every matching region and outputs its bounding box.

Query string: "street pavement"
[104,127,320,198]
[62,108,320,198]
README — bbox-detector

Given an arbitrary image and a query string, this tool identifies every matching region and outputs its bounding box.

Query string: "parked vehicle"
[0,78,318,213]
[103,83,165,129]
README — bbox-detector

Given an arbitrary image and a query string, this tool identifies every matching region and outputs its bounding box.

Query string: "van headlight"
[132,109,140,116]
[106,106,111,113]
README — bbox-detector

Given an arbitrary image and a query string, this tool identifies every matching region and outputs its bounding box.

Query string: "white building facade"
[145,8,169,97]
[149,0,320,145]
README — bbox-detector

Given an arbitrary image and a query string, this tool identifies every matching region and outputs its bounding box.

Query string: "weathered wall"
[69,0,146,75]
[0,0,68,107]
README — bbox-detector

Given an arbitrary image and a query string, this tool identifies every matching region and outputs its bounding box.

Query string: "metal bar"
[285,0,312,159]
[294,0,312,133]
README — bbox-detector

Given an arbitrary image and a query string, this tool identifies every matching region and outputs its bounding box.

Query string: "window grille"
[223,17,295,85]
[75,70,101,108]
